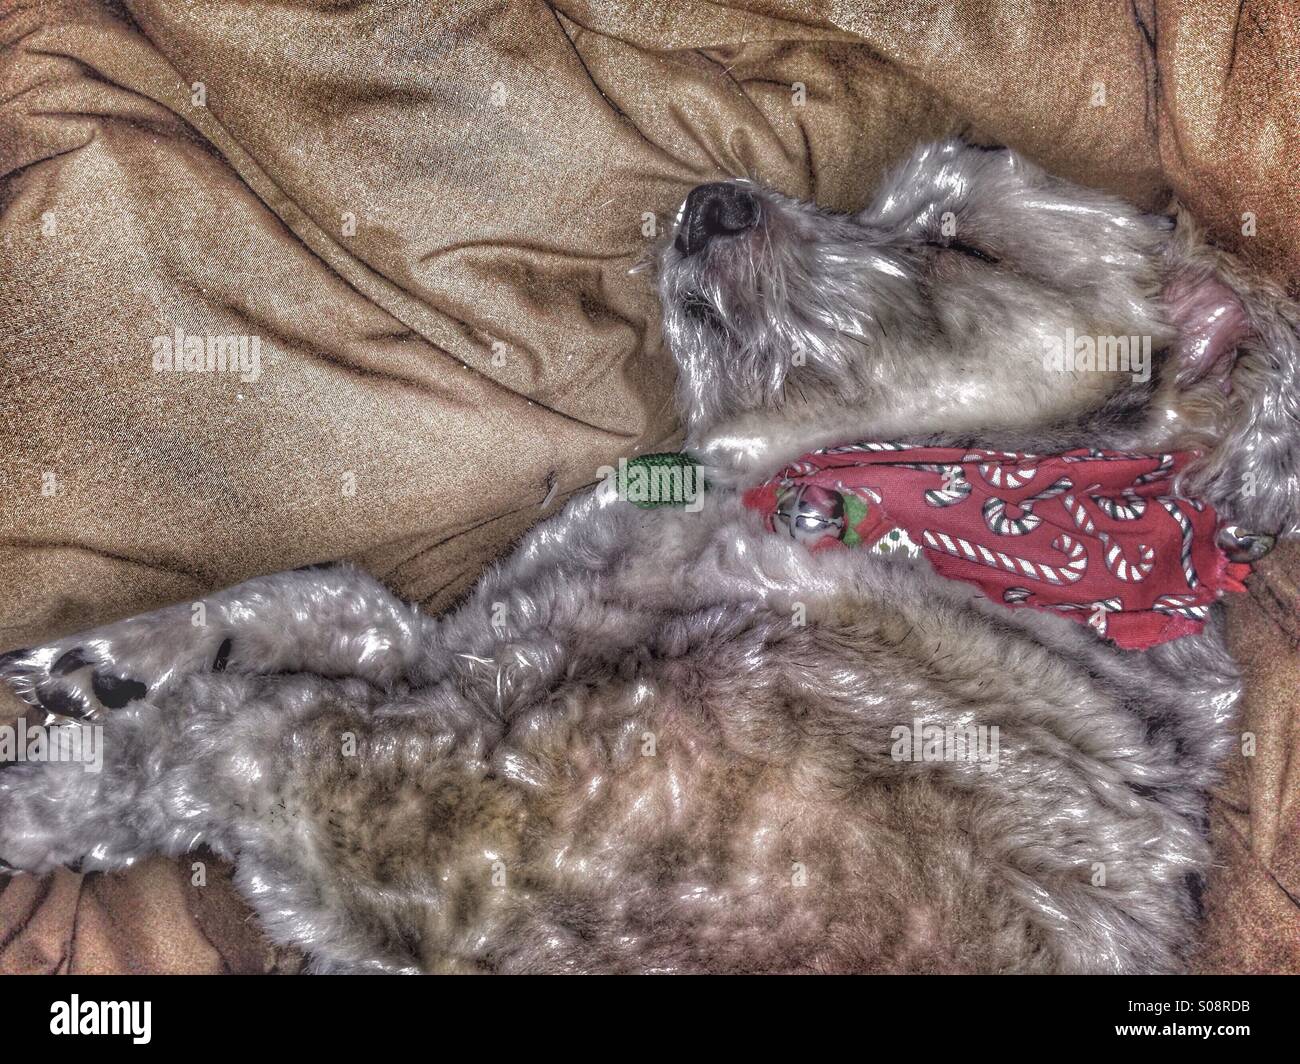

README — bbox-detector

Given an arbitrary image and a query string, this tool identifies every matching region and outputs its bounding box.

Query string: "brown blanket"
[1,0,1296,973]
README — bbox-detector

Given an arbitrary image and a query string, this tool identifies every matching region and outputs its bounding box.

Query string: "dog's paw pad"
[36,685,94,720]
[212,637,232,672]
[2,645,151,719]
[90,671,148,709]
[50,647,96,676]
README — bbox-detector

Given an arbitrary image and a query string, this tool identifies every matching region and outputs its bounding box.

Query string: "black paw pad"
[37,685,92,720]
[91,671,149,709]
[0,648,32,673]
[51,647,95,675]
[212,637,232,672]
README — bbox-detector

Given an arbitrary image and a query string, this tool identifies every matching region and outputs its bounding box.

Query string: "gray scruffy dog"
[2,141,1297,973]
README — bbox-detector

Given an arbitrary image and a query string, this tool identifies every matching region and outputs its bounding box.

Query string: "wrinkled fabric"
[1,0,1296,973]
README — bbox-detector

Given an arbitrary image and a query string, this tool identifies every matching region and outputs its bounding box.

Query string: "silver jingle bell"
[1217,525,1276,563]
[774,485,847,544]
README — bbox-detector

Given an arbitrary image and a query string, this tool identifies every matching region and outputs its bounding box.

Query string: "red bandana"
[742,444,1252,649]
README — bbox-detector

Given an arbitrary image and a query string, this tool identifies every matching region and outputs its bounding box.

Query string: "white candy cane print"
[1152,593,1209,620]
[1089,491,1147,520]
[837,482,882,505]
[968,451,1039,490]
[1065,492,1149,528]
[824,448,973,508]
[1002,587,1122,632]
[922,530,1088,584]
[1133,453,1176,486]
[1157,497,1199,588]
[1056,597,1124,635]
[816,441,962,504]
[1062,490,1154,582]
[821,441,907,454]
[1062,493,1096,534]
[1099,536,1155,582]
[924,465,972,508]
[1061,448,1151,465]
[982,476,1073,536]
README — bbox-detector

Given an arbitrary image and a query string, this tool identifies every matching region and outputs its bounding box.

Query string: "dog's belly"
[241,672,1044,974]
[226,585,1204,974]
[475,732,1049,974]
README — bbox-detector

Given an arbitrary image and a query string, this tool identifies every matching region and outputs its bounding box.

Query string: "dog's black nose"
[675,182,759,256]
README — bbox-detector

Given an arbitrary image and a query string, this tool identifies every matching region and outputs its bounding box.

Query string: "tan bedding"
[0,0,1296,973]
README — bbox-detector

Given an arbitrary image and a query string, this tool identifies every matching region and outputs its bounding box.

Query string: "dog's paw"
[0,754,130,875]
[0,644,149,721]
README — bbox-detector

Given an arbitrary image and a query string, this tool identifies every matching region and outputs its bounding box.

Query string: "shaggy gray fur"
[2,140,1297,973]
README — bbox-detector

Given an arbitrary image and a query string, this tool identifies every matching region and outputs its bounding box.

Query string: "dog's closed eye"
[927,238,999,265]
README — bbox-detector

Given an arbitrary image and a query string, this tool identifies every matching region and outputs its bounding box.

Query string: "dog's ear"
[1167,214,1300,545]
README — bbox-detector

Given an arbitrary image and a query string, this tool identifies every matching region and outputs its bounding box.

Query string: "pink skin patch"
[1163,274,1250,394]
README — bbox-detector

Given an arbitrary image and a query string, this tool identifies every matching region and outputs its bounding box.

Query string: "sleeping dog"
[2,141,1297,973]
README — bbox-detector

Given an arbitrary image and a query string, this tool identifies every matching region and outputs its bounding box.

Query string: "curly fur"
[2,140,1296,973]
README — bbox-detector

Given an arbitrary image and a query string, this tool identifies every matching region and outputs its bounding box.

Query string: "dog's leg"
[0,709,158,874]
[0,564,429,721]
[0,664,472,975]
[0,667,362,879]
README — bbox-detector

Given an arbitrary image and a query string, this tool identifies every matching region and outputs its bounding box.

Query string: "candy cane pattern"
[982,476,1073,536]
[969,451,1039,490]
[1099,535,1155,582]
[1066,597,1123,615]
[820,441,907,455]
[1061,448,1148,464]
[838,482,882,505]
[1090,491,1146,520]
[924,465,971,508]
[1152,594,1209,620]
[816,442,965,503]
[982,495,1038,535]
[1133,453,1175,486]
[1002,586,1123,634]
[1002,587,1122,613]
[922,530,1088,584]
[1054,597,1124,635]
[1061,488,1155,580]
[1061,451,1175,491]
[1158,497,1198,588]
[1062,493,1096,534]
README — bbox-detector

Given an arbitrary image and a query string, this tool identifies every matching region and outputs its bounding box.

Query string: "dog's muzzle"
[675,182,758,256]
